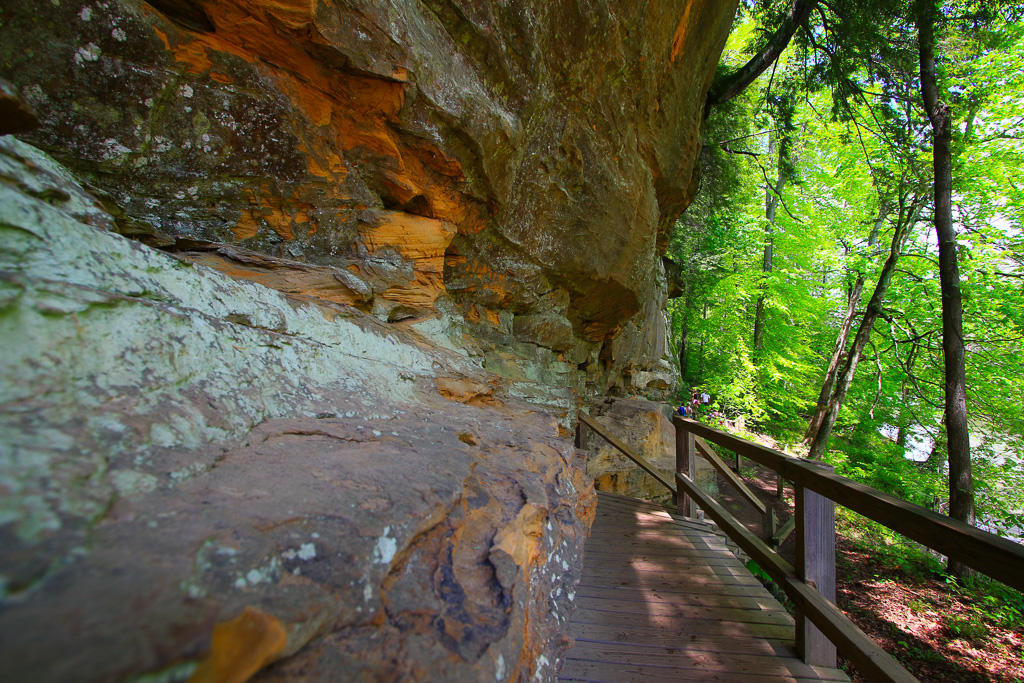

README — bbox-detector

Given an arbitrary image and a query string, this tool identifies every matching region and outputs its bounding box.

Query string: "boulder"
[0,138,595,682]
[583,397,716,504]
[513,313,576,352]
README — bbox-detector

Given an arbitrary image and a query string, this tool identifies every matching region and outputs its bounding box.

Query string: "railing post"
[676,423,694,517]
[764,507,777,542]
[777,472,785,500]
[795,461,837,668]
[575,419,588,450]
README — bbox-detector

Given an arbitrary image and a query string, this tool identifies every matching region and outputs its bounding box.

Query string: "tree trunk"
[916,0,974,577]
[803,275,865,442]
[804,202,888,443]
[677,288,692,382]
[754,131,788,355]
[707,0,819,107]
[807,218,914,460]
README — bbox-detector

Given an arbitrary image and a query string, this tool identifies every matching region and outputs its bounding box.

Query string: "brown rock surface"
[0,0,736,391]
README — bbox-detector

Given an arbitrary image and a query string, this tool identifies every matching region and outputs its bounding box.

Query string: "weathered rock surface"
[584,397,716,503]
[0,0,736,395]
[0,138,594,682]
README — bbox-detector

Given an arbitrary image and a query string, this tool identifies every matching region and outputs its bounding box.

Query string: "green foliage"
[670,1,1024,544]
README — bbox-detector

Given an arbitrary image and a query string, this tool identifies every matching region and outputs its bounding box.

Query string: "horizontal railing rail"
[676,417,1024,593]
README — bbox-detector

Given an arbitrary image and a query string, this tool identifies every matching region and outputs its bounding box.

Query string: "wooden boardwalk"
[560,491,849,683]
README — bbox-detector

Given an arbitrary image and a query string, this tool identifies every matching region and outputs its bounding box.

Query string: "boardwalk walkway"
[559,491,849,683]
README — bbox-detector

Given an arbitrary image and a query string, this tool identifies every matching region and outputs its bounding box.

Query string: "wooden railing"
[674,416,1024,683]
[575,411,1024,683]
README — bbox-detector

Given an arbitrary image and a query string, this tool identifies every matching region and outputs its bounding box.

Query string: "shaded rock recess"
[1,0,735,405]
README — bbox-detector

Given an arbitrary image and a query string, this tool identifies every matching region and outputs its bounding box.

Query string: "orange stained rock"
[670,1,696,62]
[357,211,456,305]
[230,187,314,241]
[435,377,495,405]
[231,208,261,240]
[147,2,489,237]
[491,502,547,570]
[184,252,364,307]
[188,607,288,683]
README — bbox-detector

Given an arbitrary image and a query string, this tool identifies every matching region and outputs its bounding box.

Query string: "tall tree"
[808,202,917,460]
[802,203,886,443]
[753,124,791,354]
[707,0,819,107]
[914,0,974,573]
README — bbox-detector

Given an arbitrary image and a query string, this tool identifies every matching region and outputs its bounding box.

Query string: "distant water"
[879,423,1024,543]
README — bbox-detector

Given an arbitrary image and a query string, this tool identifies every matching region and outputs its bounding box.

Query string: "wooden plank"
[580,558,751,576]
[572,597,794,626]
[695,435,767,515]
[595,492,711,525]
[570,622,793,654]
[569,607,796,639]
[675,416,1024,593]
[675,472,917,683]
[584,534,739,551]
[559,658,845,683]
[593,501,712,528]
[577,572,776,596]
[581,573,765,593]
[580,413,676,495]
[577,575,771,598]
[581,550,743,567]
[564,641,846,680]
[574,585,781,611]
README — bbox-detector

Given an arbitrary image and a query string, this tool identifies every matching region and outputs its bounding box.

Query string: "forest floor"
[709,431,1024,682]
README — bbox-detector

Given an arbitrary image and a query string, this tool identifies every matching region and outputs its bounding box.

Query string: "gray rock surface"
[0,138,595,682]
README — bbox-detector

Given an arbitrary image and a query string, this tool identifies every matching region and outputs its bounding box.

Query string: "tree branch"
[707,0,820,108]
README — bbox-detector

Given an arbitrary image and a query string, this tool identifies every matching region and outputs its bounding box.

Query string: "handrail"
[695,435,766,515]
[675,472,917,683]
[675,416,1024,594]
[577,412,676,495]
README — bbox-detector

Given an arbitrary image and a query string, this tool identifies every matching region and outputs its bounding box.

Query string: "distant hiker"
[701,391,710,405]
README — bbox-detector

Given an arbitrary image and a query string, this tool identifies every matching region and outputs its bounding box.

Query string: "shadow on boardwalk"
[559,491,848,683]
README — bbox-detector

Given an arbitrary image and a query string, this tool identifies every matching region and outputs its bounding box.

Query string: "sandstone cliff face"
[0,0,736,405]
[0,2,738,680]
[0,138,594,681]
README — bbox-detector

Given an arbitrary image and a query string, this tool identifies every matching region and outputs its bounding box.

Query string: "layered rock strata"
[0,138,594,682]
[0,0,736,403]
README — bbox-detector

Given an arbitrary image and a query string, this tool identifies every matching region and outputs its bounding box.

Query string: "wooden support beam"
[674,416,1024,593]
[579,412,675,496]
[575,419,588,450]
[674,472,918,683]
[764,507,778,543]
[771,516,796,549]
